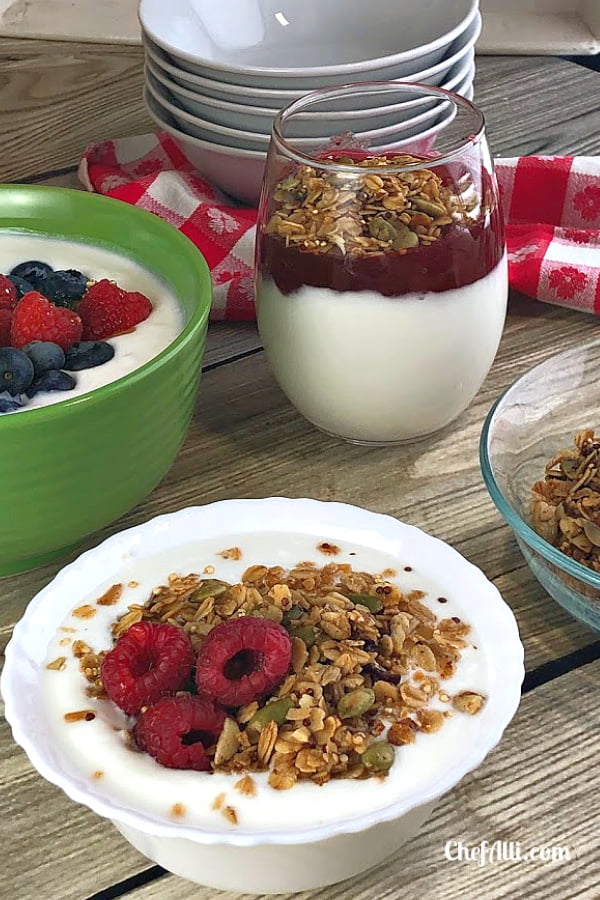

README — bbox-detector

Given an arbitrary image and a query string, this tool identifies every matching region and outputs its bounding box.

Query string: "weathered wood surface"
[0,51,599,183]
[0,0,140,45]
[1,52,599,900]
[0,37,151,181]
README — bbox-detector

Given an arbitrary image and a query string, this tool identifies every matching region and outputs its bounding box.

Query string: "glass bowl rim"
[271,81,485,175]
[479,340,600,590]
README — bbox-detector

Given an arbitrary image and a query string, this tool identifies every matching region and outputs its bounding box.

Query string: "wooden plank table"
[1,52,600,900]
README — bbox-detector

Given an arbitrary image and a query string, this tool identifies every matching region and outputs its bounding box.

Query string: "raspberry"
[0,275,18,311]
[133,695,226,770]
[101,621,195,715]
[80,278,123,305]
[195,617,292,707]
[10,291,82,351]
[0,309,12,345]
[78,279,153,341]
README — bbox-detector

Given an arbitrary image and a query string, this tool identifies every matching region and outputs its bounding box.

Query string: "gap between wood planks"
[8,164,79,184]
[82,638,600,900]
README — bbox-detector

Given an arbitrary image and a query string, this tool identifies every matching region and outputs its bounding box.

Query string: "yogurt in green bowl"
[0,185,211,575]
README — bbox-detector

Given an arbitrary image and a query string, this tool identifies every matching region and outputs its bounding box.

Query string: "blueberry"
[9,260,53,289]
[0,390,24,413]
[38,269,88,307]
[63,340,115,371]
[23,341,66,377]
[27,369,76,398]
[7,274,35,299]
[0,347,34,395]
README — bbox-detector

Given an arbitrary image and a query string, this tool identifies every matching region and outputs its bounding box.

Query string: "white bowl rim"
[2,498,524,848]
[144,88,267,160]
[146,73,467,147]
[139,0,478,79]
[146,53,474,122]
[368,102,460,153]
[143,84,462,164]
[142,13,481,99]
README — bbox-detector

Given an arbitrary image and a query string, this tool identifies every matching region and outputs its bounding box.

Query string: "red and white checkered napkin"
[78,135,600,320]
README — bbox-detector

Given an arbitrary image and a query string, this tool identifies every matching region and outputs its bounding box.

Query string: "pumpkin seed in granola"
[348,593,383,614]
[583,519,600,547]
[189,580,230,603]
[412,198,447,217]
[361,741,395,774]
[368,216,398,243]
[392,223,419,250]
[282,604,305,628]
[289,624,317,647]
[559,458,580,478]
[337,688,376,719]
[247,697,295,735]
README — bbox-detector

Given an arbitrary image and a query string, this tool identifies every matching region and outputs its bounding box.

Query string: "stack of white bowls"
[140,0,481,203]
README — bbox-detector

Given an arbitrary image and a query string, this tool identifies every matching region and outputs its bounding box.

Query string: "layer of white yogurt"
[0,234,182,412]
[257,256,508,443]
[41,532,488,834]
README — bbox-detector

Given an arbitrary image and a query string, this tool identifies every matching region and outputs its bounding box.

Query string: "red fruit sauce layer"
[259,151,505,297]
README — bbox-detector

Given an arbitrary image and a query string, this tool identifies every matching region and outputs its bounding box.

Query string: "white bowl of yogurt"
[2,498,523,894]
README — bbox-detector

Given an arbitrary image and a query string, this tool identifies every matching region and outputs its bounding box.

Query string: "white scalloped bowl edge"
[1,499,524,893]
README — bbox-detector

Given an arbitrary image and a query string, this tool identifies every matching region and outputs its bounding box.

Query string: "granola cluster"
[73,558,484,789]
[531,429,600,574]
[264,154,469,257]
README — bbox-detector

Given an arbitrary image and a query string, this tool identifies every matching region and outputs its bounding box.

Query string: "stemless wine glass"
[255,83,507,445]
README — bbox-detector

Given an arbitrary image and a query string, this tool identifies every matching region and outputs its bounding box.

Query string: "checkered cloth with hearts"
[78,135,600,319]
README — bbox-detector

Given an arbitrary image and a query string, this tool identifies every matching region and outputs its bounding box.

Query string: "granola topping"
[96,584,123,606]
[222,805,238,825]
[72,604,96,620]
[41,536,490,831]
[265,155,460,258]
[64,709,96,723]
[259,153,504,296]
[531,429,600,574]
[72,559,484,787]
[46,656,67,671]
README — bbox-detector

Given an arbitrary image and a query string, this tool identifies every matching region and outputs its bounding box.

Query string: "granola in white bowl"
[2,499,523,893]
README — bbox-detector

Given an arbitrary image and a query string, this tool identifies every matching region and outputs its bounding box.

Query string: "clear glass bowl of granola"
[480,339,600,633]
[255,83,507,445]
[2,499,523,894]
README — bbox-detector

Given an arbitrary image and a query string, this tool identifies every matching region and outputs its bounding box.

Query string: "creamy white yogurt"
[0,234,182,412]
[41,533,488,834]
[257,256,508,443]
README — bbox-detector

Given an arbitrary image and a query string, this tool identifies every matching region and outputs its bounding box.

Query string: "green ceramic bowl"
[0,185,212,576]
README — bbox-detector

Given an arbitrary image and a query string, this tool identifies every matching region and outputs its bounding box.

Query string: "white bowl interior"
[139,0,475,74]
[2,499,523,848]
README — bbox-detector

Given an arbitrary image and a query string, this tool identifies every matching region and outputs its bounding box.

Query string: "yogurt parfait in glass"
[255,83,507,445]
